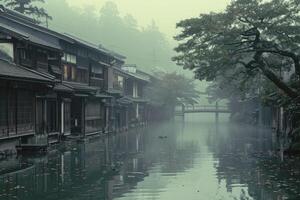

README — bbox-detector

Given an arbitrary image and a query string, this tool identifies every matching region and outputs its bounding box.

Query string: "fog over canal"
[1,114,300,200]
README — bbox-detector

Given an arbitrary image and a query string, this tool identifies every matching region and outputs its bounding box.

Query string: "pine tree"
[0,0,52,24]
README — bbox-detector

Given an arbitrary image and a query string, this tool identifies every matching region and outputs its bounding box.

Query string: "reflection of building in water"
[0,128,150,200]
[0,122,218,200]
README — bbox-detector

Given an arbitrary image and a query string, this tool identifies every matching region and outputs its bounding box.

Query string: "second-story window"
[113,74,124,90]
[138,84,143,98]
[0,42,14,62]
[77,68,88,83]
[36,49,47,63]
[133,82,138,98]
[36,49,49,72]
[62,53,76,64]
[63,65,69,80]
[63,65,77,82]
[91,66,103,79]
[19,49,32,67]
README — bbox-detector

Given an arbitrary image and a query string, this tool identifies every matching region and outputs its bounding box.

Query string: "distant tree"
[146,72,200,117]
[1,0,52,23]
[97,1,173,72]
[45,0,174,72]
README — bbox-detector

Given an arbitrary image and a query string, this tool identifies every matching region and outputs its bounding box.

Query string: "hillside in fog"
[45,0,175,73]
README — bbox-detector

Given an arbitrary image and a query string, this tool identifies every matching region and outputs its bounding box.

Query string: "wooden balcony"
[113,82,124,92]
[20,58,32,68]
[36,61,49,72]
[90,77,104,89]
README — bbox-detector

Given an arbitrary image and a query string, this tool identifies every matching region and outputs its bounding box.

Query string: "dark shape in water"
[158,136,168,139]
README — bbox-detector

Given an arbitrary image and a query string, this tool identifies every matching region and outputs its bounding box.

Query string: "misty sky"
[66,0,230,39]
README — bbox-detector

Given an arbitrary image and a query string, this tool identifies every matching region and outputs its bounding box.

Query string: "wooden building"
[0,8,61,148]
[122,65,150,127]
[0,6,152,154]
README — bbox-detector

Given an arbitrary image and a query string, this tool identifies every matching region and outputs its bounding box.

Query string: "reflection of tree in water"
[209,124,300,199]
[143,122,200,173]
[111,122,201,199]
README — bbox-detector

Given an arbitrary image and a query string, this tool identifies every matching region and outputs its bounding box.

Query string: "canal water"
[1,114,300,200]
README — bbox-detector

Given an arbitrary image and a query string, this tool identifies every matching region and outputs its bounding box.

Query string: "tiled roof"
[0,59,54,83]
[62,81,98,93]
[125,96,148,103]
[0,6,125,63]
[107,88,123,95]
[94,93,113,99]
[127,71,150,82]
[118,67,151,82]
[117,97,133,105]
[53,83,74,93]
[0,16,61,50]
[62,33,126,62]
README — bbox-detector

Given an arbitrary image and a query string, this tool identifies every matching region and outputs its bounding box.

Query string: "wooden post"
[181,104,185,120]
[182,104,185,115]
[215,101,219,123]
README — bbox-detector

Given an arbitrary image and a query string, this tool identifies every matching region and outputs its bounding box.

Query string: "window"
[77,68,88,83]
[36,49,48,71]
[0,42,14,61]
[86,101,101,118]
[20,49,27,60]
[85,101,102,133]
[138,84,143,97]
[47,100,58,133]
[63,65,77,81]
[36,49,47,63]
[63,65,68,80]
[113,74,124,90]
[133,82,138,98]
[118,75,124,88]
[91,65,103,79]
[62,53,76,64]
[0,87,35,136]
[92,66,103,75]
[71,66,76,81]
[17,90,34,133]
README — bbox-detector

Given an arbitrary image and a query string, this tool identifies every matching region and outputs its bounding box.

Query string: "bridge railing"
[184,105,229,111]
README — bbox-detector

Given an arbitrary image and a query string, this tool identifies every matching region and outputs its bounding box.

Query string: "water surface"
[1,114,300,200]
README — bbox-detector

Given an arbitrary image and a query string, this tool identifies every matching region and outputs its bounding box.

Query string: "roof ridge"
[0,5,36,24]
[0,6,74,43]
[18,65,55,80]
[0,6,125,62]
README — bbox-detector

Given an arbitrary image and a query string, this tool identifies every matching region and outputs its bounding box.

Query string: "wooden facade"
[0,6,152,152]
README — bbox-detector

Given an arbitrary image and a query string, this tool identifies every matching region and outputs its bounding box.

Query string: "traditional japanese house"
[58,35,122,137]
[0,6,127,148]
[122,65,150,127]
[0,7,61,149]
[106,62,131,132]
[0,5,154,155]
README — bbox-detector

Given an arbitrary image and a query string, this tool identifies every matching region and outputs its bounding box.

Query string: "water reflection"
[0,114,300,200]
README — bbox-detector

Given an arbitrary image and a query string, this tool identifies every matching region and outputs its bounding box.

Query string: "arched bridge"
[175,104,231,116]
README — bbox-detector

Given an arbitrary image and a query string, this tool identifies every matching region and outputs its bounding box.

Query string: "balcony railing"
[20,58,32,68]
[113,82,124,91]
[36,61,48,72]
[90,77,104,89]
